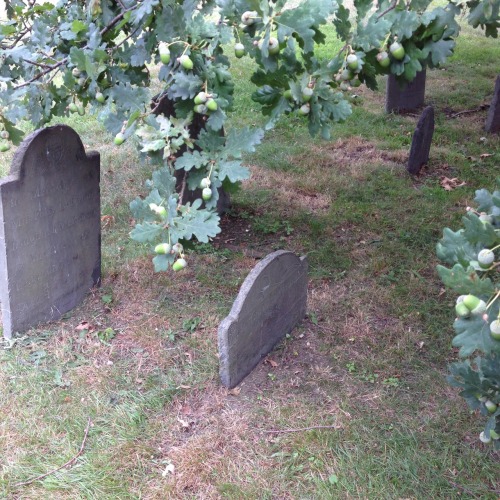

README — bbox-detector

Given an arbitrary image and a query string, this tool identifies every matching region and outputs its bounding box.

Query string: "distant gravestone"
[407,106,435,175]
[386,69,426,114]
[485,75,500,133]
[0,125,101,339]
[218,250,308,388]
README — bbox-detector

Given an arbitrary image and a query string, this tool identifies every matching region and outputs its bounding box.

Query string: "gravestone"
[218,250,308,388]
[386,69,426,114]
[0,125,101,339]
[407,106,435,175]
[485,75,500,133]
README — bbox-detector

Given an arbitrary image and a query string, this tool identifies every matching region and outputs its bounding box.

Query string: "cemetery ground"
[0,24,499,499]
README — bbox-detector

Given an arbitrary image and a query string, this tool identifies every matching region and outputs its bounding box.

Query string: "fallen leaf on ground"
[265,358,279,368]
[75,321,95,333]
[440,176,466,191]
[177,416,192,431]
[162,463,175,477]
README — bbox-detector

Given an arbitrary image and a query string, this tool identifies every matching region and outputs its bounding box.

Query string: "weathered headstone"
[407,106,435,175]
[218,250,308,388]
[386,69,426,114]
[0,125,101,339]
[485,75,500,133]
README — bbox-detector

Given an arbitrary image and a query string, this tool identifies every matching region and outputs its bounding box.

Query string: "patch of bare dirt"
[305,136,407,172]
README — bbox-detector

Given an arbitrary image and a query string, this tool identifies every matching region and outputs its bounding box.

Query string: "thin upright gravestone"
[386,69,426,114]
[407,106,435,175]
[218,250,308,389]
[0,125,101,339]
[485,75,500,133]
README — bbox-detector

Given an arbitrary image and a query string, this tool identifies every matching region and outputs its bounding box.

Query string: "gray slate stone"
[0,125,100,339]
[407,106,435,175]
[485,75,500,133]
[218,250,308,388]
[386,69,426,114]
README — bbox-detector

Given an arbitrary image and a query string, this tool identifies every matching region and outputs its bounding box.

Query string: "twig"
[178,170,188,206]
[450,105,489,118]
[13,417,92,488]
[446,479,482,498]
[13,4,137,90]
[377,0,397,19]
[23,58,54,69]
[263,424,341,434]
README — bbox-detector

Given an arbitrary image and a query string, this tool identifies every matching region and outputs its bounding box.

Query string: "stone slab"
[407,106,435,175]
[485,75,500,133]
[0,125,101,339]
[218,250,308,388]
[386,69,426,114]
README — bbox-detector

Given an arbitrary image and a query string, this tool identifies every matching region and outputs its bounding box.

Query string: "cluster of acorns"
[335,51,364,92]
[158,42,194,71]
[376,38,406,68]
[283,84,314,117]
[150,203,188,271]
[455,292,500,342]
[193,91,218,116]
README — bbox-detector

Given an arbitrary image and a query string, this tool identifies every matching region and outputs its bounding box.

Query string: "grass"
[1,19,500,500]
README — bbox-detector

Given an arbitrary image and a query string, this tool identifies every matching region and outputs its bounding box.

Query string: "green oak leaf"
[354,0,375,20]
[475,188,494,211]
[151,168,177,197]
[168,72,204,100]
[261,97,292,130]
[354,16,392,51]
[276,0,334,53]
[332,4,351,42]
[218,160,250,183]
[130,222,163,243]
[437,264,495,295]
[174,151,209,171]
[252,85,282,105]
[224,127,265,158]
[391,10,420,40]
[462,212,498,247]
[170,203,221,243]
[436,227,481,267]
[153,254,173,272]
[447,359,484,410]
[423,38,455,67]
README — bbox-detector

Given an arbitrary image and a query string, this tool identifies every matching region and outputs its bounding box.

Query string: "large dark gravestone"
[407,106,435,175]
[0,125,100,339]
[485,75,500,133]
[386,69,426,114]
[218,250,308,389]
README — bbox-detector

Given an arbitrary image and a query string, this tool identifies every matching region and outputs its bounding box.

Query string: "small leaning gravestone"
[0,125,101,339]
[485,75,500,134]
[386,69,426,114]
[218,250,308,389]
[407,106,435,175]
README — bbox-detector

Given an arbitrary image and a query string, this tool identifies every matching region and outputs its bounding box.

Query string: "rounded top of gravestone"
[9,125,87,181]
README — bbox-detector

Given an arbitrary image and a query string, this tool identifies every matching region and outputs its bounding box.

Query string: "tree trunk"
[151,93,231,214]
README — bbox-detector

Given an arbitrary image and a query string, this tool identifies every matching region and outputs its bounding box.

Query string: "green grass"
[1,17,500,500]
